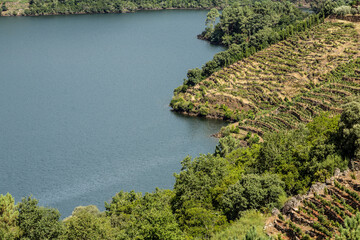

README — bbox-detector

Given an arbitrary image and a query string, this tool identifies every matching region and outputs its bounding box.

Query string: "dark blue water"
[0,10,225,217]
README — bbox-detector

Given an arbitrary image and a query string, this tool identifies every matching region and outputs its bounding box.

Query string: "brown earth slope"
[172,20,360,138]
[266,165,360,239]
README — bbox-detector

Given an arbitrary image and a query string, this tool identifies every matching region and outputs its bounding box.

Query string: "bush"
[222,174,286,220]
[198,105,210,116]
[63,206,115,240]
[0,194,20,240]
[215,135,242,157]
[1,3,7,12]
[333,5,352,16]
[17,196,64,240]
[338,100,360,159]
[185,68,203,86]
[335,212,360,239]
[106,189,183,240]
[211,210,268,240]
[351,7,358,15]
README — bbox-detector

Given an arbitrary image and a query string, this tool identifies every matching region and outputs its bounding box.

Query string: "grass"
[211,210,268,240]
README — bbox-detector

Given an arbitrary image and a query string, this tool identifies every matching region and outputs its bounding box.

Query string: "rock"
[350,160,360,171]
[264,222,274,230]
[295,195,305,201]
[334,168,341,177]
[272,208,280,216]
[282,197,301,215]
[309,182,326,195]
[326,178,332,185]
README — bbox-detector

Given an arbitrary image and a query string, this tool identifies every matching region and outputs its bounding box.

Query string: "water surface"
[0,10,225,217]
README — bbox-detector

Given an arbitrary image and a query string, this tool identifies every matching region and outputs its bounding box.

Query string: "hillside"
[171,20,360,139]
[267,168,360,239]
[0,0,314,16]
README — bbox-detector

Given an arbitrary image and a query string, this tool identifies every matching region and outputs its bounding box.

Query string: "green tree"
[205,8,220,32]
[0,193,21,240]
[215,135,242,157]
[339,100,360,160]
[105,189,183,240]
[17,196,64,240]
[172,154,230,237]
[221,174,285,220]
[62,205,115,240]
[185,68,203,86]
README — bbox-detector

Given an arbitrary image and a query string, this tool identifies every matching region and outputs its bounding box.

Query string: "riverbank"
[0,0,226,17]
[1,6,217,17]
[0,0,312,17]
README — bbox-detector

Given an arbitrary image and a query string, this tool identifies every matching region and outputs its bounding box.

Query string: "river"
[0,10,225,217]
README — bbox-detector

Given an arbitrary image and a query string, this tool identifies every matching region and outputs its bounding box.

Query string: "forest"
[2,0,238,16]
[0,0,328,16]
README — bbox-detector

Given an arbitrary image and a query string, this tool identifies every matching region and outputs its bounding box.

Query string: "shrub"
[17,196,64,240]
[351,7,358,15]
[333,6,352,16]
[222,174,286,220]
[198,105,210,116]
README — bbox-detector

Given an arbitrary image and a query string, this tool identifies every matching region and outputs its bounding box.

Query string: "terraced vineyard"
[171,20,360,138]
[267,169,360,239]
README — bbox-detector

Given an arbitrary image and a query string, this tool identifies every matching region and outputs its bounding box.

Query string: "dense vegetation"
[0,0,332,16]
[22,0,228,16]
[171,1,327,91]
[271,172,360,239]
[1,100,360,239]
[171,19,360,141]
[0,0,243,16]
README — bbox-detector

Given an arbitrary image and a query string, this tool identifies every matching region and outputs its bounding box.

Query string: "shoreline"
[0,4,311,17]
[0,6,220,17]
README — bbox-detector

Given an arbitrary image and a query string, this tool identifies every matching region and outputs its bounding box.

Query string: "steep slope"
[266,167,360,239]
[172,20,360,138]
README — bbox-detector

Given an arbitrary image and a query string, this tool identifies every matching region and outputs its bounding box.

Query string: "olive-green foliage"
[185,68,203,86]
[70,205,102,217]
[26,0,235,16]
[1,2,7,12]
[211,210,268,240]
[61,205,115,240]
[0,193,21,240]
[170,96,194,112]
[215,135,243,157]
[172,154,231,238]
[254,114,345,194]
[172,155,231,210]
[339,100,360,160]
[176,3,327,90]
[1,108,358,239]
[105,189,183,240]
[333,5,352,16]
[243,226,271,240]
[17,196,64,240]
[214,1,305,46]
[204,8,220,36]
[336,212,360,239]
[222,174,285,220]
